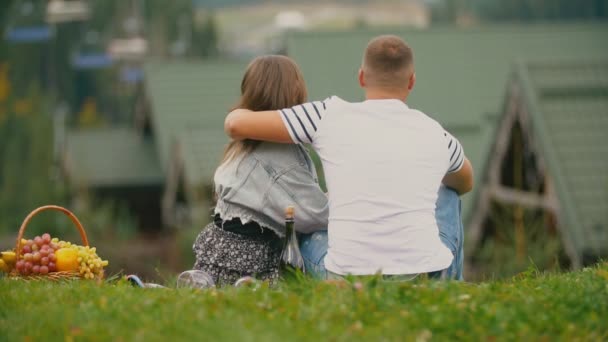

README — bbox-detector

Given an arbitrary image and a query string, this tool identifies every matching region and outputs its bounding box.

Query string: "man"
[224,35,473,280]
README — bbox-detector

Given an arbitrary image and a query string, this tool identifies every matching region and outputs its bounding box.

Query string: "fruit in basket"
[16,235,58,276]
[13,232,108,278]
[55,239,108,279]
[0,259,9,272]
[1,250,16,264]
[55,248,79,272]
[1,251,17,273]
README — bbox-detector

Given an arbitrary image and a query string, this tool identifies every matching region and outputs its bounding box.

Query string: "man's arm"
[442,130,473,195]
[226,99,330,144]
[224,109,293,143]
[442,157,474,195]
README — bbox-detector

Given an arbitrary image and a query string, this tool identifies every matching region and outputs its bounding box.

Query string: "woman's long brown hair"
[220,55,308,164]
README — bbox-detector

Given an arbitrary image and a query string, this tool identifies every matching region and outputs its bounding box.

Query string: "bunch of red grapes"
[15,233,59,276]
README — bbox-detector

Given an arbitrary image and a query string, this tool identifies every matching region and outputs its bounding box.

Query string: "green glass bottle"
[279,206,305,275]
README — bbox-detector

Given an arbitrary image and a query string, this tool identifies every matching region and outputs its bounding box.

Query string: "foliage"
[0,86,68,238]
[0,0,15,29]
[0,84,138,244]
[175,226,202,270]
[1,262,607,340]
[470,203,569,280]
[193,0,380,7]
[144,0,219,58]
[67,198,139,242]
[1,0,219,127]
[432,0,608,23]
[192,12,219,58]
[1,1,51,97]
[470,0,608,21]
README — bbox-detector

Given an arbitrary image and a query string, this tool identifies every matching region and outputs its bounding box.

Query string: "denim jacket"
[214,142,329,238]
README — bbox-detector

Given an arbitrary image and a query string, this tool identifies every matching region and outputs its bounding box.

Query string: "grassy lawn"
[1,263,607,341]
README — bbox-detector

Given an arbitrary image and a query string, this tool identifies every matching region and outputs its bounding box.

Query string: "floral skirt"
[193,222,282,286]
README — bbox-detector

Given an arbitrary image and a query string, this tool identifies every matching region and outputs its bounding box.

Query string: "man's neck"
[364,88,409,102]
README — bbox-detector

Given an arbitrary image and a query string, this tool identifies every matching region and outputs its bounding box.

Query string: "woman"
[193,55,329,286]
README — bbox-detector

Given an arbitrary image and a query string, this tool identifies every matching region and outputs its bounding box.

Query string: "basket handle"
[15,205,89,258]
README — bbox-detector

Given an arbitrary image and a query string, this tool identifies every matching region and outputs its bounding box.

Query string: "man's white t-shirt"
[279,96,465,275]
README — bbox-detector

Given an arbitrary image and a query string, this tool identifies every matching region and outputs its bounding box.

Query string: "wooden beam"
[161,143,183,228]
[489,185,557,211]
[467,82,521,254]
[488,82,520,185]
[544,174,581,268]
[466,186,492,255]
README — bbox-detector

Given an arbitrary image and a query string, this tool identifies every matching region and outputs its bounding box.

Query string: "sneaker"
[126,274,166,288]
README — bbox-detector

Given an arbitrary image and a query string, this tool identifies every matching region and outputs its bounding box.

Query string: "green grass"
[1,264,608,341]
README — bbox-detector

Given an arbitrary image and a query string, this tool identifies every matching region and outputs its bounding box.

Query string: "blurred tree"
[0,87,68,237]
[431,0,607,23]
[2,1,51,96]
[2,0,219,126]
[144,0,219,58]
[48,22,80,111]
[72,1,117,122]
[192,12,219,58]
[0,63,10,104]
[77,97,102,127]
[88,0,119,30]
[471,0,607,21]
[0,0,16,60]
[429,0,468,23]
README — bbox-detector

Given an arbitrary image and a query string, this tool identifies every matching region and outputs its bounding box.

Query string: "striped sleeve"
[279,98,329,144]
[445,131,465,174]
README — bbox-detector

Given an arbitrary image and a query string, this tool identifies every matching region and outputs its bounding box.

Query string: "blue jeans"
[299,186,464,280]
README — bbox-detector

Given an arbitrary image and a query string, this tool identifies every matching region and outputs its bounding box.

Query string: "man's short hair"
[362,35,414,89]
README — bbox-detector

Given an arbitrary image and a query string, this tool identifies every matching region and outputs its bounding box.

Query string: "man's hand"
[224,109,293,143]
[442,158,474,195]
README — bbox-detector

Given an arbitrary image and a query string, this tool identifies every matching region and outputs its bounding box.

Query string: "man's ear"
[358,68,365,88]
[408,72,416,91]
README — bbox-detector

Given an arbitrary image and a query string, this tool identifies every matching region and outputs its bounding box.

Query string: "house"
[141,61,246,227]
[63,127,164,230]
[468,60,608,268]
[63,60,246,229]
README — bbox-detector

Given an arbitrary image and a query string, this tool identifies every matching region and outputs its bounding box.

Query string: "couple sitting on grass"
[192,35,474,286]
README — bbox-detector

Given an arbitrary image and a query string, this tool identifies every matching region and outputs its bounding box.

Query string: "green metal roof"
[65,128,163,187]
[286,23,608,223]
[179,128,227,188]
[516,60,608,259]
[144,60,246,181]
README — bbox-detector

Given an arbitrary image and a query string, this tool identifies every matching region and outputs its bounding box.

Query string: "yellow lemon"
[55,248,79,272]
[1,251,16,264]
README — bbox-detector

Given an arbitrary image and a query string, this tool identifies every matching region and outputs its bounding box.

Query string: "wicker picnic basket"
[9,205,96,281]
